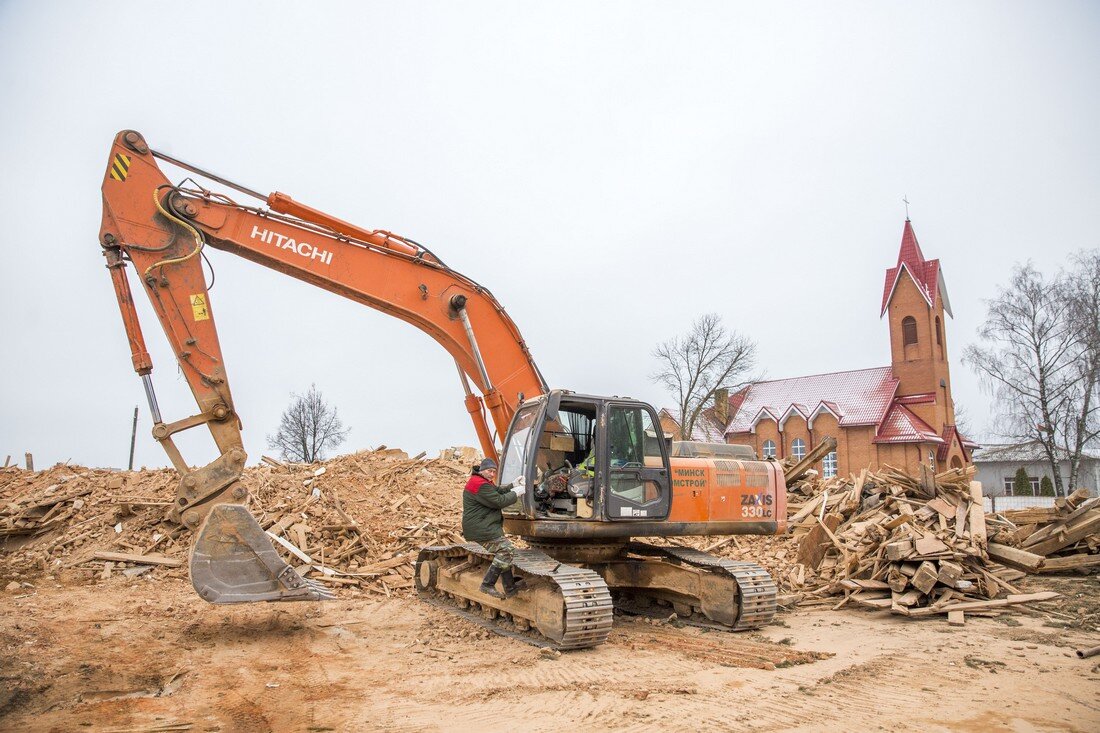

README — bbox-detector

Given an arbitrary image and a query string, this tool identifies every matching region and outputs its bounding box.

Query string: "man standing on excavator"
[462,458,527,599]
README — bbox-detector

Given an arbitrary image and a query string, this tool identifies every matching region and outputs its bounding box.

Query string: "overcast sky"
[1,1,1097,470]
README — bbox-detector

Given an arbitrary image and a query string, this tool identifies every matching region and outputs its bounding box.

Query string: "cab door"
[603,402,671,520]
[498,399,546,518]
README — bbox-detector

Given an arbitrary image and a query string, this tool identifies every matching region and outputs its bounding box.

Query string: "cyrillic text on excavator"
[251,225,333,265]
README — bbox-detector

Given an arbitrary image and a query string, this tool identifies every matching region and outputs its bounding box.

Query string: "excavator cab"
[500,391,672,524]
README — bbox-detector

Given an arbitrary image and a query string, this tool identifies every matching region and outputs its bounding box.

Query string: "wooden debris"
[783,436,837,484]
[987,543,1045,573]
[1,448,472,600]
[989,494,1100,573]
[92,551,182,567]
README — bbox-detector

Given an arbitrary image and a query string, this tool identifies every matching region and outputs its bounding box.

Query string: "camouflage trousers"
[482,536,516,571]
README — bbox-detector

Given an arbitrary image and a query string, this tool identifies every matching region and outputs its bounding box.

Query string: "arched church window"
[791,438,806,461]
[762,439,776,458]
[935,316,942,346]
[902,316,918,346]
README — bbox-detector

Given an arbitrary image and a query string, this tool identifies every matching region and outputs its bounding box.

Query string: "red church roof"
[725,366,899,434]
[880,220,953,317]
[873,403,944,444]
[722,365,955,446]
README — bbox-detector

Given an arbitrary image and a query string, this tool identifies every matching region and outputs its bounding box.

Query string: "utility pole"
[128,405,139,471]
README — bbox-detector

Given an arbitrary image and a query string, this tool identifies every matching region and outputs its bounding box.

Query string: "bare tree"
[1061,250,1100,489]
[963,255,1100,495]
[651,313,757,441]
[267,384,350,463]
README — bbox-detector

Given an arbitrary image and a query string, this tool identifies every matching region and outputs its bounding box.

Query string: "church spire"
[880,218,952,318]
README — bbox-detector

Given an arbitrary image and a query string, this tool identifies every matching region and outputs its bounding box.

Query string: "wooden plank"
[954,502,968,538]
[914,534,950,556]
[788,494,825,524]
[883,514,915,529]
[92,551,182,567]
[266,531,313,563]
[906,591,1060,617]
[842,578,891,591]
[796,513,842,570]
[968,482,987,549]
[892,589,922,606]
[987,542,1045,573]
[1038,553,1100,573]
[947,610,965,626]
[927,497,956,518]
[354,555,412,575]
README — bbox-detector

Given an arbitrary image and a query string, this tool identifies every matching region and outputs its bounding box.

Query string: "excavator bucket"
[190,504,334,603]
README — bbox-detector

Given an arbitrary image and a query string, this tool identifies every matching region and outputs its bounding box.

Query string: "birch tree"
[1062,250,1100,489]
[964,252,1100,494]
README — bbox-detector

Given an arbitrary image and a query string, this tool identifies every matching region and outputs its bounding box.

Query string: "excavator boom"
[99,130,544,604]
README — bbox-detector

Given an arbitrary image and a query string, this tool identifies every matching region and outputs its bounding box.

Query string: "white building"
[972,442,1100,497]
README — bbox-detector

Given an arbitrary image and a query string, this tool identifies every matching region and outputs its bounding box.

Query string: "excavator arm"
[98,129,546,603]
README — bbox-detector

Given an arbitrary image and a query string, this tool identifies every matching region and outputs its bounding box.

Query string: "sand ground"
[2,574,1098,732]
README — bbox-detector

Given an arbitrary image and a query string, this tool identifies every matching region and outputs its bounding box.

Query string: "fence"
[983,495,1056,513]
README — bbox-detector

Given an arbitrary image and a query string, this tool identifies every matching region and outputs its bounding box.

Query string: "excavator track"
[610,542,777,631]
[415,543,614,650]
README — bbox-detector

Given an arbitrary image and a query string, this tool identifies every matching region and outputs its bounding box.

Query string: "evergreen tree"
[1039,475,1055,496]
[1012,467,1032,496]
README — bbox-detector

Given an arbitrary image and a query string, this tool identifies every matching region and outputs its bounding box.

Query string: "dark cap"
[477,458,498,472]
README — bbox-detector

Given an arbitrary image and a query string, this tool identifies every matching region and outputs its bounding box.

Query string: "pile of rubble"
[0,447,478,597]
[2,449,1094,624]
[987,488,1100,574]
[688,464,1083,623]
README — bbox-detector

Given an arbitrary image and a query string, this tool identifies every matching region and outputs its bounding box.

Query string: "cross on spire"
[902,195,910,221]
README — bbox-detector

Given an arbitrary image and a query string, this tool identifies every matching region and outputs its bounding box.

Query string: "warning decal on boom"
[109,153,132,182]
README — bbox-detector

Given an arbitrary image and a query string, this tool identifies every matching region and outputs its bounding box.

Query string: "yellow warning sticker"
[109,153,132,182]
[189,294,210,321]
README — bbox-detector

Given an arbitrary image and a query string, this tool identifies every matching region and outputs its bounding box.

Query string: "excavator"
[98,130,787,649]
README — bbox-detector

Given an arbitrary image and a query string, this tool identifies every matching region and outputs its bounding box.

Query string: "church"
[662,218,976,478]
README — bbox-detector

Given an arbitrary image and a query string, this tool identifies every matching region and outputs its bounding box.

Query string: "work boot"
[501,568,527,598]
[479,564,506,599]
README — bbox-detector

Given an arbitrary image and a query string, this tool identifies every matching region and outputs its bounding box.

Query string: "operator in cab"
[462,458,527,599]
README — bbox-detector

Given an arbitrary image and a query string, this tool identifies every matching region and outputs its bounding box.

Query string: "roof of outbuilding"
[972,442,1100,463]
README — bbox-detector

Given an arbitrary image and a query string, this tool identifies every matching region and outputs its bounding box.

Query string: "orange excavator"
[99,130,786,649]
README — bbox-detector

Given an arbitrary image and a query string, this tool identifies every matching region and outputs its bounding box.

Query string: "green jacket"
[462,474,519,542]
